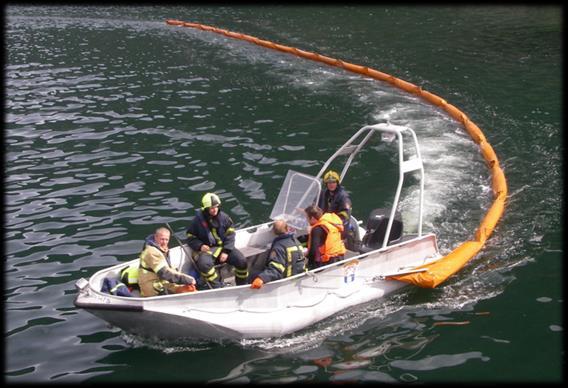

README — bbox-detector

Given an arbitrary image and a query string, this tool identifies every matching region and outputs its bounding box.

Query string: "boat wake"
[238,292,411,352]
[120,332,216,353]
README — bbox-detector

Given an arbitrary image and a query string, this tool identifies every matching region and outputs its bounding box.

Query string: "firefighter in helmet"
[318,170,352,233]
[186,193,248,288]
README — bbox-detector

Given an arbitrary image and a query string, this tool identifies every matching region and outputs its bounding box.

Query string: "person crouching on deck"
[304,205,347,269]
[250,219,306,289]
[138,227,196,297]
[186,193,248,288]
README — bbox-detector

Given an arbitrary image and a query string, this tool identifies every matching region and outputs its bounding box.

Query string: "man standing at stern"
[317,170,352,234]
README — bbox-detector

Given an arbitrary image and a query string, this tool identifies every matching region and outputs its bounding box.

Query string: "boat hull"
[75,233,439,342]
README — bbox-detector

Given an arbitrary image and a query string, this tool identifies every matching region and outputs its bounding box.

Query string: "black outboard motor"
[360,208,403,252]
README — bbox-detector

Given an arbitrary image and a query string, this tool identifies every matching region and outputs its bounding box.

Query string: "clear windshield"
[270,170,321,230]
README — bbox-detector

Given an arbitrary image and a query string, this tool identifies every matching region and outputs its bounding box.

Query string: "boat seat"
[240,245,271,282]
[240,245,270,260]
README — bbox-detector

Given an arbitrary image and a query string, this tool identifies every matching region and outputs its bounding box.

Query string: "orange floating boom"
[165,19,508,288]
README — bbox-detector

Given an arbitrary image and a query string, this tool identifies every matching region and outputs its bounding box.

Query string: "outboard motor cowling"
[360,208,403,252]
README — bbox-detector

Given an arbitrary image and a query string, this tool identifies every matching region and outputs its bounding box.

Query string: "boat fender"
[101,277,133,297]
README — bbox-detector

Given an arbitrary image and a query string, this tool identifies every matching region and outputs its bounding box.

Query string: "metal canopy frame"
[316,123,425,248]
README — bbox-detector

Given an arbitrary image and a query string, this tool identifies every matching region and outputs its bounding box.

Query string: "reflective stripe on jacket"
[258,233,306,283]
[138,235,169,297]
[120,263,139,287]
[186,209,236,257]
[308,212,347,262]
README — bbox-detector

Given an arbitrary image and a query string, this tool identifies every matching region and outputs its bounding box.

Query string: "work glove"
[251,277,264,289]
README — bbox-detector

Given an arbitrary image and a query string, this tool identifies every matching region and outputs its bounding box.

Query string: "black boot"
[235,276,248,286]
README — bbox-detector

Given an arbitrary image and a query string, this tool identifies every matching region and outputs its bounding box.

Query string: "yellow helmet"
[201,193,221,209]
[323,170,340,184]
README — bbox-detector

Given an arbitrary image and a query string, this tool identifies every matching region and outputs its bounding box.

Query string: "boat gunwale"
[76,231,440,308]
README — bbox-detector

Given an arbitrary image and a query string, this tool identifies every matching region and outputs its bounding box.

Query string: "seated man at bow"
[138,227,197,297]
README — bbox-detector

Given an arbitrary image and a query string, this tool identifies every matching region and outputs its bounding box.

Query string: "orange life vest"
[308,212,347,262]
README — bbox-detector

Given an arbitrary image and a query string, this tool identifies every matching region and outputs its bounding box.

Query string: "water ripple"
[4,5,561,383]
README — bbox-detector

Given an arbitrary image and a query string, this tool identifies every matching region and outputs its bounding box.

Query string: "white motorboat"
[74,123,443,342]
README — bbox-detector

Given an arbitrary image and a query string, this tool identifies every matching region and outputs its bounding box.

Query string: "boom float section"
[165,19,508,288]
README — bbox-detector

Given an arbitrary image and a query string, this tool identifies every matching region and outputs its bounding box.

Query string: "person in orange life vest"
[317,170,352,238]
[304,205,347,269]
[186,193,248,288]
[138,227,196,297]
[250,219,306,289]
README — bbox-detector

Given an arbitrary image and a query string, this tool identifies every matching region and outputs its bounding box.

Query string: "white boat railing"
[316,123,425,249]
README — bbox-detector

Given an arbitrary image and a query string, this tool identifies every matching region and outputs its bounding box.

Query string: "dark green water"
[5,5,562,383]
